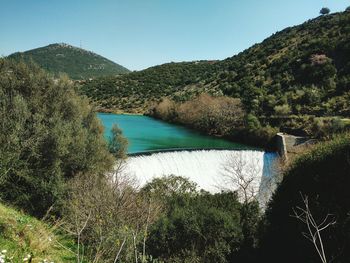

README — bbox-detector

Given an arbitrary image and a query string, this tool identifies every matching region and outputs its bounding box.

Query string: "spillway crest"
[121,150,277,198]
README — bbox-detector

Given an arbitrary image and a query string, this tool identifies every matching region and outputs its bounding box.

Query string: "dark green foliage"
[320,7,331,15]
[260,133,350,262]
[141,175,198,199]
[8,43,130,80]
[0,59,114,217]
[234,202,261,262]
[141,176,262,263]
[108,124,128,159]
[147,191,244,263]
[246,114,261,131]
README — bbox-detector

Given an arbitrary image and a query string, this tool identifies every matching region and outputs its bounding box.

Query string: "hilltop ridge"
[8,43,130,79]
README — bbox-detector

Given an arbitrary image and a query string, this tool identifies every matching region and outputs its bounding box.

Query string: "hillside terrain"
[80,11,350,135]
[8,43,130,79]
[81,60,219,113]
[0,202,75,262]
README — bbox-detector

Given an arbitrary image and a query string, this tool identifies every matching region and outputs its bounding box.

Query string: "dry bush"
[176,94,245,135]
[62,169,162,262]
[153,98,176,120]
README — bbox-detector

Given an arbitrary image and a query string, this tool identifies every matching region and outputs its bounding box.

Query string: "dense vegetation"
[260,132,350,262]
[142,176,261,263]
[8,43,130,80]
[80,60,219,113]
[0,59,114,217]
[80,11,350,138]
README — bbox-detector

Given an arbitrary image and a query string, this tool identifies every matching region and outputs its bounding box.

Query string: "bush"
[142,176,261,263]
[246,114,261,131]
[274,104,291,116]
[309,117,346,138]
[260,133,350,262]
[151,94,245,136]
[0,59,114,217]
[147,191,244,263]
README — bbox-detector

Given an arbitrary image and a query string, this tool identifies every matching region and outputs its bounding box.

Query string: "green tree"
[108,124,128,159]
[246,114,261,131]
[141,175,198,200]
[320,7,330,15]
[0,59,114,217]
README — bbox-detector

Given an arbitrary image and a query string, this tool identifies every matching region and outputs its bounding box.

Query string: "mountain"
[80,11,350,119]
[8,43,130,79]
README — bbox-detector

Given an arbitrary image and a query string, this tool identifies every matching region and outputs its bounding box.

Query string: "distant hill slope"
[80,11,350,118]
[81,60,219,112]
[8,43,130,79]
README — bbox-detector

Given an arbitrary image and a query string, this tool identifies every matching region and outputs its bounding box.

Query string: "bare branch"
[292,193,336,263]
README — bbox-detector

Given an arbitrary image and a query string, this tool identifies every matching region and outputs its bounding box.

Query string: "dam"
[98,113,279,202]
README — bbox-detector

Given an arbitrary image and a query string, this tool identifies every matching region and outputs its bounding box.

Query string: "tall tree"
[0,59,114,216]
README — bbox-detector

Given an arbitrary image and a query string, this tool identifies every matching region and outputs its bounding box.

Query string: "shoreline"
[127,147,269,157]
[97,109,144,116]
[98,109,278,152]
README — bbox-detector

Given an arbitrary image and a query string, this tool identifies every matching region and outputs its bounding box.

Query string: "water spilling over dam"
[98,114,279,203]
[122,150,278,200]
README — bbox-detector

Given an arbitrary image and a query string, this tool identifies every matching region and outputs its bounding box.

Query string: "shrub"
[274,104,292,116]
[146,191,244,263]
[246,114,261,131]
[0,59,114,217]
[260,133,350,262]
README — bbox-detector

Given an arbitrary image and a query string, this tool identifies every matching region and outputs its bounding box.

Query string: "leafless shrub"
[292,193,336,263]
[62,169,162,262]
[219,151,262,204]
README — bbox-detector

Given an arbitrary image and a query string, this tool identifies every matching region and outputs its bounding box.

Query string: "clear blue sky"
[1,0,349,70]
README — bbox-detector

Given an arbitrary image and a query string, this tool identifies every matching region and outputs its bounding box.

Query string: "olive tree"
[320,7,330,15]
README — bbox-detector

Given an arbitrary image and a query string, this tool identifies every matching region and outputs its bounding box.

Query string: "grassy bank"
[0,203,76,263]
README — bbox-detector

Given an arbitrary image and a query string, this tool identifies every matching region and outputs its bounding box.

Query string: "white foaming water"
[122,150,277,195]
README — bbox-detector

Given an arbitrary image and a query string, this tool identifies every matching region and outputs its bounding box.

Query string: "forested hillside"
[215,11,350,118]
[80,11,350,136]
[8,43,130,79]
[81,60,218,113]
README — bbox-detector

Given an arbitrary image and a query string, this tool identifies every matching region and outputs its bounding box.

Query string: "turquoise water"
[97,113,255,154]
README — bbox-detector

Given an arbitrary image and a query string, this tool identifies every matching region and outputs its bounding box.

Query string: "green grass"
[341,118,350,126]
[0,202,76,263]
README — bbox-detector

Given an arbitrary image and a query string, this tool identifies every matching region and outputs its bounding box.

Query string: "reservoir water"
[98,113,278,199]
[98,113,255,154]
